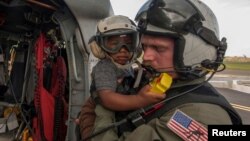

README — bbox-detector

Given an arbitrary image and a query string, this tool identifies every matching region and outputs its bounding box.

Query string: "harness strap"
[133,61,143,88]
[144,83,242,125]
[119,82,242,133]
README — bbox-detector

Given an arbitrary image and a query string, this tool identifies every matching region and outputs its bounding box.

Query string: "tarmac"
[209,70,250,94]
[210,79,250,94]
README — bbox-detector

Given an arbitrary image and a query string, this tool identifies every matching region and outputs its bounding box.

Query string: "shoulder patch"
[167,110,208,141]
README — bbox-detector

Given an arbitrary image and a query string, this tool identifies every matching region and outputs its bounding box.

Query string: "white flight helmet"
[89,15,141,61]
[135,0,227,80]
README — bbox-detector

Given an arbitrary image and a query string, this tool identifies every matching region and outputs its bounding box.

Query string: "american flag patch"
[167,110,208,141]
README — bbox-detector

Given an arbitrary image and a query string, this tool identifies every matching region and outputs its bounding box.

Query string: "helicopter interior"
[0,0,113,140]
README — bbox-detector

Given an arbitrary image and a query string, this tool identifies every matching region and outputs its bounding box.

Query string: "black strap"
[193,22,221,47]
[115,82,242,135]
[144,83,242,125]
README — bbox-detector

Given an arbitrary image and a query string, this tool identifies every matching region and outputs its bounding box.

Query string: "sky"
[110,0,250,57]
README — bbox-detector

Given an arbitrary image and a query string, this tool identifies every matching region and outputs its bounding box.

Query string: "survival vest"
[82,82,242,141]
[145,82,242,124]
[119,82,242,133]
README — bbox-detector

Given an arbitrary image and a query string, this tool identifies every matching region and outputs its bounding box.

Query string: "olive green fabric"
[91,104,118,141]
[88,77,234,141]
[90,103,232,141]
[147,103,232,141]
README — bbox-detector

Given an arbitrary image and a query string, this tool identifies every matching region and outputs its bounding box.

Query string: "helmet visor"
[136,0,205,34]
[99,30,138,53]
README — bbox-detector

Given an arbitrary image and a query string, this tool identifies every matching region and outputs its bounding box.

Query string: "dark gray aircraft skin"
[0,0,113,140]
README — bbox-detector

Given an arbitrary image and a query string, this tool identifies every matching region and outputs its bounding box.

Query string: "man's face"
[141,34,177,78]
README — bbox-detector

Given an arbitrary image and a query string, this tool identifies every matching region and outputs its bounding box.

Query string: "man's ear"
[89,40,106,59]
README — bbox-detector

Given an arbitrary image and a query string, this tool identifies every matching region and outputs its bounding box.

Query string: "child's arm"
[98,85,165,111]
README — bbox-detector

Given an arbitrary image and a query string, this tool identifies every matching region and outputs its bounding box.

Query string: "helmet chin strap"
[155,69,176,74]
[142,65,176,74]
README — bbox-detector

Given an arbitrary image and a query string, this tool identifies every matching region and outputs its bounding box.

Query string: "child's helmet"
[90,15,140,59]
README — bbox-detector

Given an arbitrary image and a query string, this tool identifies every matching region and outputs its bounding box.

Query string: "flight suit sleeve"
[119,103,232,141]
[150,103,232,141]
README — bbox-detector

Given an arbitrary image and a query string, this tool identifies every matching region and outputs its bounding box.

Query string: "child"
[80,15,165,141]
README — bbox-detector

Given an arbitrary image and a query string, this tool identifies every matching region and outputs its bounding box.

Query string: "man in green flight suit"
[80,0,242,140]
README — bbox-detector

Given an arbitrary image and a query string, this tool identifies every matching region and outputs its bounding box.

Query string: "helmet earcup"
[136,45,143,58]
[89,40,106,59]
